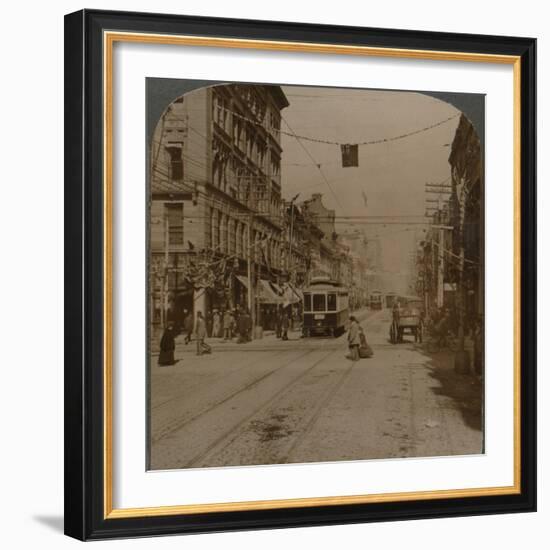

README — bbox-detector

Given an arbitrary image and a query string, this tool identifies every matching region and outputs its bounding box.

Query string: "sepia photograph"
[147,80,485,471]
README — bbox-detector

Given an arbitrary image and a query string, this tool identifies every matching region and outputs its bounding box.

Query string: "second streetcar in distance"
[302,278,349,337]
[369,290,383,310]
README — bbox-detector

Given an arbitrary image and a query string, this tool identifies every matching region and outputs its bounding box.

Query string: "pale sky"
[279,85,461,284]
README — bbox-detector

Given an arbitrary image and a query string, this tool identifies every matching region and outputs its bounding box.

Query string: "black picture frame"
[64,9,536,541]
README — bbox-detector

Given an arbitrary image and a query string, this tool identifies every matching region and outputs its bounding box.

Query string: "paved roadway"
[149,309,483,470]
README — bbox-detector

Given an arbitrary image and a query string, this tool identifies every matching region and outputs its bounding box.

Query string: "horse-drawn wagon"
[389,296,425,344]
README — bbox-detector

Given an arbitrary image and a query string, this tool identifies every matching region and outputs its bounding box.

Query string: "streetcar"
[369,290,383,310]
[385,291,397,309]
[302,278,349,337]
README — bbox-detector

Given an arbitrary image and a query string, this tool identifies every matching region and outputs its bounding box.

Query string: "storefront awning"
[279,283,300,306]
[236,275,249,288]
[288,283,303,301]
[236,277,302,305]
[257,279,282,304]
[269,281,283,296]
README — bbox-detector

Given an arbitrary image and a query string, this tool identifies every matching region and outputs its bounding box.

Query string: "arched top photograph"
[147,80,485,472]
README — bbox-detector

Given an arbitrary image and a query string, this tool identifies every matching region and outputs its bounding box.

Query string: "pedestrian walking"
[232,308,238,336]
[358,325,373,358]
[237,309,252,344]
[263,307,271,331]
[281,309,289,341]
[223,309,233,341]
[205,311,213,338]
[236,309,246,343]
[275,306,282,338]
[212,309,221,338]
[233,307,241,341]
[435,309,451,348]
[347,316,361,361]
[158,323,177,366]
[195,311,209,356]
[183,309,193,345]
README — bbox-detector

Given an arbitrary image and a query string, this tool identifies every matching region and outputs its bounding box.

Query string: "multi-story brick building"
[282,202,323,288]
[149,83,289,329]
[418,113,483,330]
[300,193,348,284]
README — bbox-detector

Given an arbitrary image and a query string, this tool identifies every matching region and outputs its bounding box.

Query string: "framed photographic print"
[64,9,536,540]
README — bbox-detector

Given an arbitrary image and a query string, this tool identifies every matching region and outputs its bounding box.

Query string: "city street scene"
[147,81,484,470]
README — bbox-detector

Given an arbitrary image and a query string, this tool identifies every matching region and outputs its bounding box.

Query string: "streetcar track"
[154,311,383,461]
[151,349,289,411]
[151,349,312,445]
[179,349,338,468]
[281,358,358,464]
[154,343,347,354]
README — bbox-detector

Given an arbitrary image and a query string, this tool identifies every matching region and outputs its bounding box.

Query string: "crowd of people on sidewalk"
[159,304,295,363]
[190,307,254,351]
[185,305,296,344]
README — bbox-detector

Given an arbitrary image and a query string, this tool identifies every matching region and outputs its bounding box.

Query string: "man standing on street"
[244,308,252,342]
[237,308,247,343]
[275,305,282,338]
[205,310,213,338]
[212,309,221,339]
[158,322,178,366]
[223,309,234,341]
[281,308,289,341]
[195,311,207,356]
[183,309,194,345]
[347,316,361,361]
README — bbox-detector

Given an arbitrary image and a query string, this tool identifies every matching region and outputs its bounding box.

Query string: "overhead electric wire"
[212,104,459,147]
[280,113,346,213]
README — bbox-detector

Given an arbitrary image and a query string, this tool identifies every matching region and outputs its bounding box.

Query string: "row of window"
[212,90,281,140]
[165,203,184,245]
[303,293,338,313]
[161,203,348,284]
[208,207,283,268]
[215,121,280,177]
[162,203,282,267]
[302,292,350,313]
[211,138,282,217]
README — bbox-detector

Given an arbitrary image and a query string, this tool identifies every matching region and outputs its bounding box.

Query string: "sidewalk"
[421,338,483,432]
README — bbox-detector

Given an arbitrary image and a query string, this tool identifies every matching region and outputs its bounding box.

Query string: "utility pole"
[426,224,453,308]
[162,215,169,329]
[454,173,470,374]
[425,181,452,310]
[247,213,255,334]
[287,193,300,274]
[438,226,445,307]
[430,230,436,310]
[423,251,429,314]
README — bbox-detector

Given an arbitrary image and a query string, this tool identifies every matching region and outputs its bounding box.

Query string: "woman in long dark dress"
[158,323,177,366]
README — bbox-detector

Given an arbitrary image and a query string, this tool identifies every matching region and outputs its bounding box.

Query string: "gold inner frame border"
[102,30,522,519]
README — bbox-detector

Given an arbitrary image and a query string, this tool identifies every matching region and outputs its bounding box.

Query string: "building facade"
[301,193,343,283]
[150,84,289,329]
[417,113,483,332]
